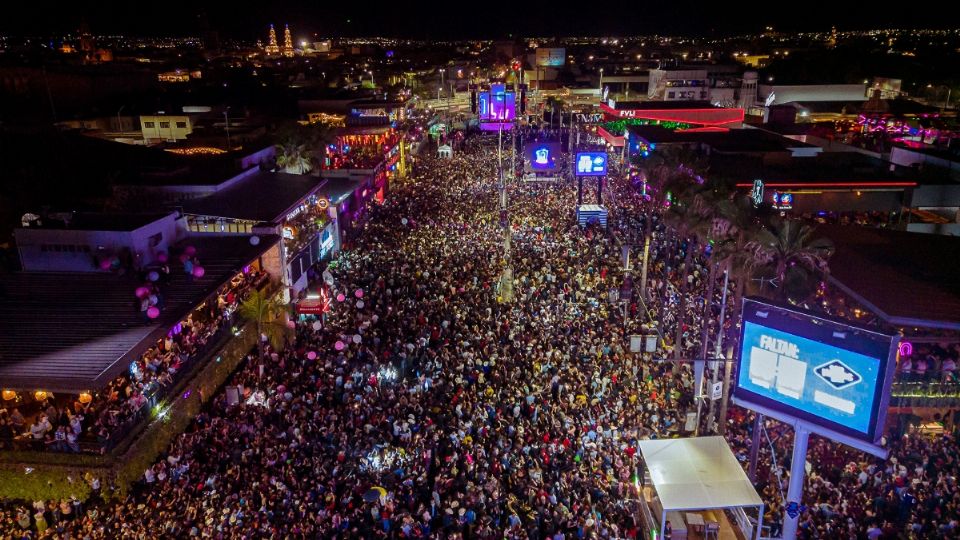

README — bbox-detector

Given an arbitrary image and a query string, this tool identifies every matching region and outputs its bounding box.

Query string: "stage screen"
[524,142,561,172]
[575,152,607,176]
[734,299,897,443]
[478,84,516,122]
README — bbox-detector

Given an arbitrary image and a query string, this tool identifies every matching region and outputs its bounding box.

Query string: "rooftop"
[350,99,407,108]
[627,126,818,153]
[784,98,942,116]
[627,125,817,153]
[638,436,763,512]
[21,212,175,232]
[181,171,324,223]
[716,152,923,186]
[317,176,365,205]
[0,234,280,392]
[820,224,960,330]
[610,100,716,110]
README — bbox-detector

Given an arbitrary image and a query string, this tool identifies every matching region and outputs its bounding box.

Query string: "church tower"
[282,24,294,57]
[265,24,280,55]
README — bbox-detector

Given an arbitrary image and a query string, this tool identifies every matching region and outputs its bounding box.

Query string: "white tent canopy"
[638,436,763,539]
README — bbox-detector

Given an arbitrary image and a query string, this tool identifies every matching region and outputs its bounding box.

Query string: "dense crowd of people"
[1,132,958,539]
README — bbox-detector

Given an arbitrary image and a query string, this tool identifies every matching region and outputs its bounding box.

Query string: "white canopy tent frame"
[637,436,765,540]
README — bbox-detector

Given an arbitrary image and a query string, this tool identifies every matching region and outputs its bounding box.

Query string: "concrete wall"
[910,184,960,207]
[906,223,960,236]
[15,213,179,272]
[786,190,904,213]
[759,84,868,105]
[890,146,960,181]
[240,146,275,169]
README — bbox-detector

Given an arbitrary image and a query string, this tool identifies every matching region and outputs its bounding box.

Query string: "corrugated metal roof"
[181,171,323,223]
[0,235,279,392]
[821,225,960,330]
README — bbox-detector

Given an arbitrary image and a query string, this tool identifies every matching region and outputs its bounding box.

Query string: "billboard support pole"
[708,267,730,431]
[747,413,763,481]
[782,424,810,540]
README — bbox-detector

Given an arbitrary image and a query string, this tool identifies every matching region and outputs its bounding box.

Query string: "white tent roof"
[638,436,763,512]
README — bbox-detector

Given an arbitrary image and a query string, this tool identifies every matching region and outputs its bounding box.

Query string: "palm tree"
[238,289,288,360]
[663,187,706,361]
[745,219,835,304]
[633,144,709,303]
[276,141,313,174]
[706,193,762,433]
[711,218,833,435]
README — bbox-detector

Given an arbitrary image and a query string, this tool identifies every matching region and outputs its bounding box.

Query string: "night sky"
[1,1,956,39]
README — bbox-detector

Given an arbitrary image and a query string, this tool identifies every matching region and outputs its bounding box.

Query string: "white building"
[140,114,193,142]
[648,68,709,101]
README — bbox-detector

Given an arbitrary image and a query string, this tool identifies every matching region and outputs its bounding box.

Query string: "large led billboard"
[478,84,516,122]
[734,299,898,444]
[535,48,566,67]
[524,142,561,172]
[574,152,608,176]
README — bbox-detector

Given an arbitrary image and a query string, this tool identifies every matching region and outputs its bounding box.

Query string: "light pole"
[438,68,445,102]
[930,84,953,110]
[224,107,231,150]
[116,105,126,135]
[599,68,604,96]
[368,70,374,87]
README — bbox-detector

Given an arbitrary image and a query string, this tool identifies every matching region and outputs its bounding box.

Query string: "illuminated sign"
[735,299,897,443]
[575,152,608,176]
[898,341,913,357]
[534,147,550,165]
[599,103,745,127]
[752,180,764,207]
[478,83,516,122]
[320,228,335,257]
[574,113,604,124]
[772,191,793,210]
[524,142,561,172]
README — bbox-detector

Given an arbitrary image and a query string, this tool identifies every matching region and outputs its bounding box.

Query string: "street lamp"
[599,68,604,94]
[438,68,445,101]
[368,70,374,86]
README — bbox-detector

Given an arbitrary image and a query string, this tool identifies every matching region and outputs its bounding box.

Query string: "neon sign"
[752,180,764,207]
[898,341,913,357]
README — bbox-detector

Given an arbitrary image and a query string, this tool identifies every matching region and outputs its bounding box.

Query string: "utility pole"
[640,230,653,300]
[509,69,519,181]
[439,69,445,102]
[498,122,514,302]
